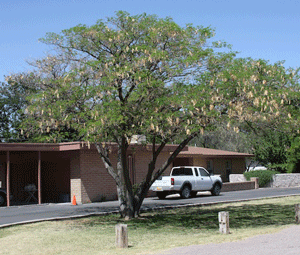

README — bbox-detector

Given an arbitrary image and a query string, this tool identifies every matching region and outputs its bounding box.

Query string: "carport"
[0,142,81,206]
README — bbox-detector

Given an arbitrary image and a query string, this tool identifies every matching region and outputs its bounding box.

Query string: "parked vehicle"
[150,166,223,199]
[0,189,7,206]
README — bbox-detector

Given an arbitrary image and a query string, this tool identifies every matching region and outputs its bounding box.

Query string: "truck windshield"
[172,168,193,176]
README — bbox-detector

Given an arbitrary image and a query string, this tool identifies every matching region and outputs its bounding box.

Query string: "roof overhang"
[0,142,188,153]
[179,146,254,158]
[0,142,83,152]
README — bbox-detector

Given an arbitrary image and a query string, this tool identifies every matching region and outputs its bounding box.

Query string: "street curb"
[0,193,299,229]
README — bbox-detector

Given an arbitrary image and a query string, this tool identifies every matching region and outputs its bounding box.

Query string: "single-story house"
[0,142,253,206]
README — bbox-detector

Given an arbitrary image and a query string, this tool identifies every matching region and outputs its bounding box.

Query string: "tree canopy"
[4,11,300,217]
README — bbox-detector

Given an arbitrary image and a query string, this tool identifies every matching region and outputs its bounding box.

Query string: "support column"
[251,177,259,189]
[6,151,10,207]
[38,151,42,204]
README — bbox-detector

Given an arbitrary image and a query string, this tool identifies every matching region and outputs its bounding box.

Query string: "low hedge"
[244,170,279,187]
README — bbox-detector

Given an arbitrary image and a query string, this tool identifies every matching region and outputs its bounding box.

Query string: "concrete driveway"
[153,225,300,255]
[0,187,300,227]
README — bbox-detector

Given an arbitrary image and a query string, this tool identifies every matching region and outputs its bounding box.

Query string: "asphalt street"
[0,187,300,227]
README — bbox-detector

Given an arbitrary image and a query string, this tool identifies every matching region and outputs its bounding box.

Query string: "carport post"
[38,151,42,204]
[6,151,10,207]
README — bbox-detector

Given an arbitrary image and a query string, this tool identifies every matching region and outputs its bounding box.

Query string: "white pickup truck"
[150,166,223,199]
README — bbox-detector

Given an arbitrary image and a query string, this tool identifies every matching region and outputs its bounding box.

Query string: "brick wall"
[79,149,118,203]
[222,181,255,192]
[70,150,81,203]
[134,151,172,182]
[212,158,227,180]
[74,149,172,203]
[232,159,246,174]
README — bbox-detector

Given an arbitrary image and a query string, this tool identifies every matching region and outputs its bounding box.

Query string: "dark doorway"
[9,152,39,204]
[11,161,38,203]
[41,158,70,203]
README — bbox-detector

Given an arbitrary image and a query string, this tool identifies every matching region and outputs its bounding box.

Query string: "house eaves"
[179,146,254,158]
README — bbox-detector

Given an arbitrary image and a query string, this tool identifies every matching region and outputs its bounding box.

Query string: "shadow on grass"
[130,203,295,230]
[80,203,296,231]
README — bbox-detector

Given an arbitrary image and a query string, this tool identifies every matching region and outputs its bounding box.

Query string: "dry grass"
[0,196,299,255]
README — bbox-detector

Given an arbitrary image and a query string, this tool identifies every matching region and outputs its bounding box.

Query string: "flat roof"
[0,142,82,151]
[0,142,252,158]
[0,142,187,152]
[179,146,254,158]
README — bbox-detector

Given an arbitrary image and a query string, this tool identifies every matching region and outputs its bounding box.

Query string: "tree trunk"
[96,133,198,219]
[117,184,140,218]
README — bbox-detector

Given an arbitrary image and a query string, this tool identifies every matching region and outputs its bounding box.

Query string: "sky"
[1,0,300,83]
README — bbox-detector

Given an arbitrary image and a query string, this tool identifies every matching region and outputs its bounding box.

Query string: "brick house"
[173,146,252,182]
[0,142,252,206]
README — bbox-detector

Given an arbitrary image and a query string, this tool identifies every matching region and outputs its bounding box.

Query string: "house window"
[206,160,213,174]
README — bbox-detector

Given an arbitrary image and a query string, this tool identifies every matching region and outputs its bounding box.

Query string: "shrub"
[286,137,300,173]
[244,170,279,187]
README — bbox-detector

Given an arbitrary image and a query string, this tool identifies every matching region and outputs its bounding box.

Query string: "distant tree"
[287,136,300,173]
[199,57,300,172]
[0,80,32,142]
[3,56,82,142]
[8,12,299,218]
[252,129,291,172]
[191,122,252,153]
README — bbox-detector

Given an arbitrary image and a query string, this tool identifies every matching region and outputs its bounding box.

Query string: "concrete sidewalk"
[153,225,300,255]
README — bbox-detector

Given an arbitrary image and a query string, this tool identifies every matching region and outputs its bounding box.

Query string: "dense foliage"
[244,170,280,187]
[252,130,291,172]
[191,122,252,153]
[286,137,300,173]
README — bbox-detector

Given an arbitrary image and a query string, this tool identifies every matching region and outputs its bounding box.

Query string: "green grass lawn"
[0,196,299,255]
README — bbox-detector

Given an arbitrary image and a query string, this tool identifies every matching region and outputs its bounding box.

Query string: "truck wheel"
[180,186,191,199]
[157,192,167,199]
[211,183,221,196]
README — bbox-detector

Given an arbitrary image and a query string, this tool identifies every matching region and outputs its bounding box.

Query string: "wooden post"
[251,177,259,189]
[6,151,10,207]
[115,224,128,248]
[38,151,42,205]
[296,204,300,224]
[219,211,230,234]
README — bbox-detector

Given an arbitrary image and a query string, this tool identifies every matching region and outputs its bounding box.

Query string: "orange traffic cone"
[72,195,77,205]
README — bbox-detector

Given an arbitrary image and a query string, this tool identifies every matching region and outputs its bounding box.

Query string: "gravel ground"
[152,225,300,255]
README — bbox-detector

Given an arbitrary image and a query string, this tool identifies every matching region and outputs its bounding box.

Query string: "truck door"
[193,167,201,190]
[198,167,213,190]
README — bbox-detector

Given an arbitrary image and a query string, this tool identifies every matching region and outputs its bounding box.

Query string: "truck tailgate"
[150,178,172,191]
